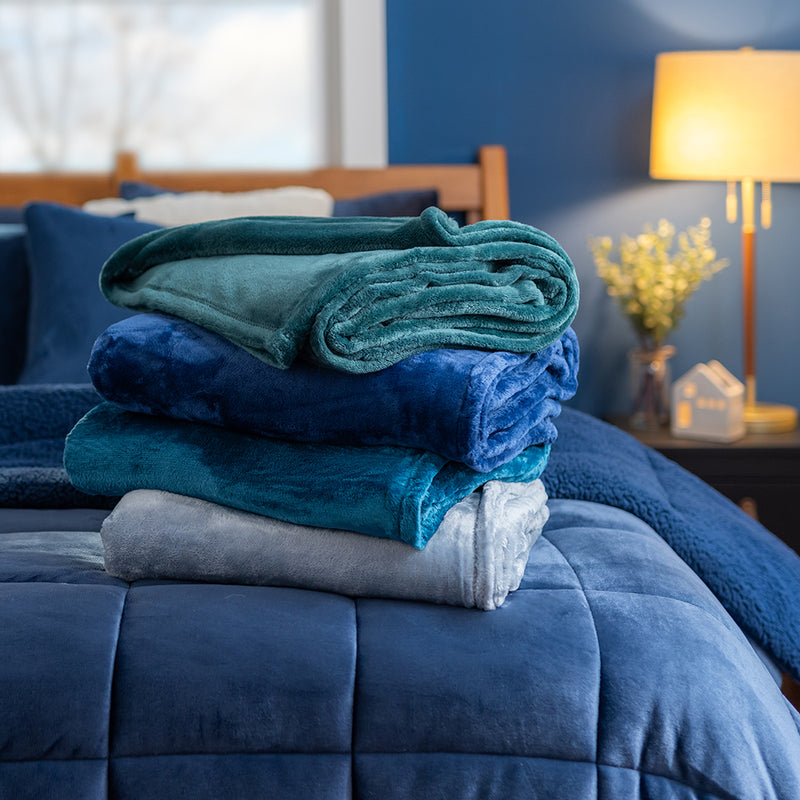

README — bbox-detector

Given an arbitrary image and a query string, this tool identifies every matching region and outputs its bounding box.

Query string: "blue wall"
[386,0,800,417]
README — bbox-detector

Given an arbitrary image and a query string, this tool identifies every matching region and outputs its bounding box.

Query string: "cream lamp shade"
[650,49,800,182]
[649,48,800,433]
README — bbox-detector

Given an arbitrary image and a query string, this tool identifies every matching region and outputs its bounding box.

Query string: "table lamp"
[650,48,800,433]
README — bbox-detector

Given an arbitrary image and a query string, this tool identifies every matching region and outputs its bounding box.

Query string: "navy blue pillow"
[332,188,438,217]
[0,225,29,384]
[19,203,160,384]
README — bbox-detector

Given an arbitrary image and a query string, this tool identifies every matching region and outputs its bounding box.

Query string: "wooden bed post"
[477,145,510,221]
[114,151,141,185]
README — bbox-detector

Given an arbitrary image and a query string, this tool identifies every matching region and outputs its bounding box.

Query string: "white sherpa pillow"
[83,186,335,226]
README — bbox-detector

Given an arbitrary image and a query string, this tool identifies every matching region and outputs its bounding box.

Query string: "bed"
[2,147,800,800]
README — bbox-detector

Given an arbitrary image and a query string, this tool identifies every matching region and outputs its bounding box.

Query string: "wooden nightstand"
[609,418,800,555]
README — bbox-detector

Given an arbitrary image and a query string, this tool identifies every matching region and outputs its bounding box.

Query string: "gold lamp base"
[744,402,798,434]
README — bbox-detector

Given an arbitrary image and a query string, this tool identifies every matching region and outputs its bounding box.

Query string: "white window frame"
[326,0,387,167]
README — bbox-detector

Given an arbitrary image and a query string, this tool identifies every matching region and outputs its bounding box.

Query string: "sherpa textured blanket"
[64,403,550,549]
[545,407,800,683]
[89,314,579,472]
[101,481,549,610]
[98,207,579,373]
[0,384,114,508]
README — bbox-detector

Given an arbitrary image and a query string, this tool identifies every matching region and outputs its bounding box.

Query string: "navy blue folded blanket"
[545,408,800,683]
[0,384,114,508]
[99,208,579,373]
[89,314,579,472]
[64,402,551,549]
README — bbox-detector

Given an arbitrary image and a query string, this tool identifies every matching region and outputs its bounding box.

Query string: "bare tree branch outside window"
[0,0,324,171]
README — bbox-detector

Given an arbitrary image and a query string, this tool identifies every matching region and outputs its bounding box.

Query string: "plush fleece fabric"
[546,407,800,682]
[99,207,579,373]
[64,403,551,549]
[101,481,549,610]
[89,314,578,472]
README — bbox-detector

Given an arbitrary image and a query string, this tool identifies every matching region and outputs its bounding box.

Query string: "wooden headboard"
[0,145,509,223]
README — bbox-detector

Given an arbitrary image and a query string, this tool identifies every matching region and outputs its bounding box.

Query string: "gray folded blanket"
[101,480,549,610]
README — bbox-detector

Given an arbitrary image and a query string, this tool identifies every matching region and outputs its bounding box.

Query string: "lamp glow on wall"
[650,48,800,433]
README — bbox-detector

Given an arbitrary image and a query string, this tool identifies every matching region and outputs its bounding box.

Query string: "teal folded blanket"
[63,403,551,549]
[99,208,579,373]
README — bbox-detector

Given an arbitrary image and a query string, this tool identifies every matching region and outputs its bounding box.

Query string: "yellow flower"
[588,218,729,348]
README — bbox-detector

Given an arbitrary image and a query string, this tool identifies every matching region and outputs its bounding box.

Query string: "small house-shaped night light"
[671,361,745,443]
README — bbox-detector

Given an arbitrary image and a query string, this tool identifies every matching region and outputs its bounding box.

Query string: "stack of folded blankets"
[64,207,580,610]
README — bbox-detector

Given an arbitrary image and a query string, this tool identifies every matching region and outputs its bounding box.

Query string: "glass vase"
[628,344,675,430]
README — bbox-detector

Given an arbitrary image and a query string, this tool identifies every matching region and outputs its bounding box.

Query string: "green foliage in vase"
[588,218,729,350]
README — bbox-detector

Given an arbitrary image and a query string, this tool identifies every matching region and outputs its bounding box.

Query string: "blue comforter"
[545,408,800,683]
[3,385,800,797]
[2,496,799,799]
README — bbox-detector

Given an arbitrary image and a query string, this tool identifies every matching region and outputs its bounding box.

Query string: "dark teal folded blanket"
[63,403,551,548]
[545,408,800,683]
[99,208,579,373]
[88,313,578,472]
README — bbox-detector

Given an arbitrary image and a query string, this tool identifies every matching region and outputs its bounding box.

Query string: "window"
[0,0,385,170]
